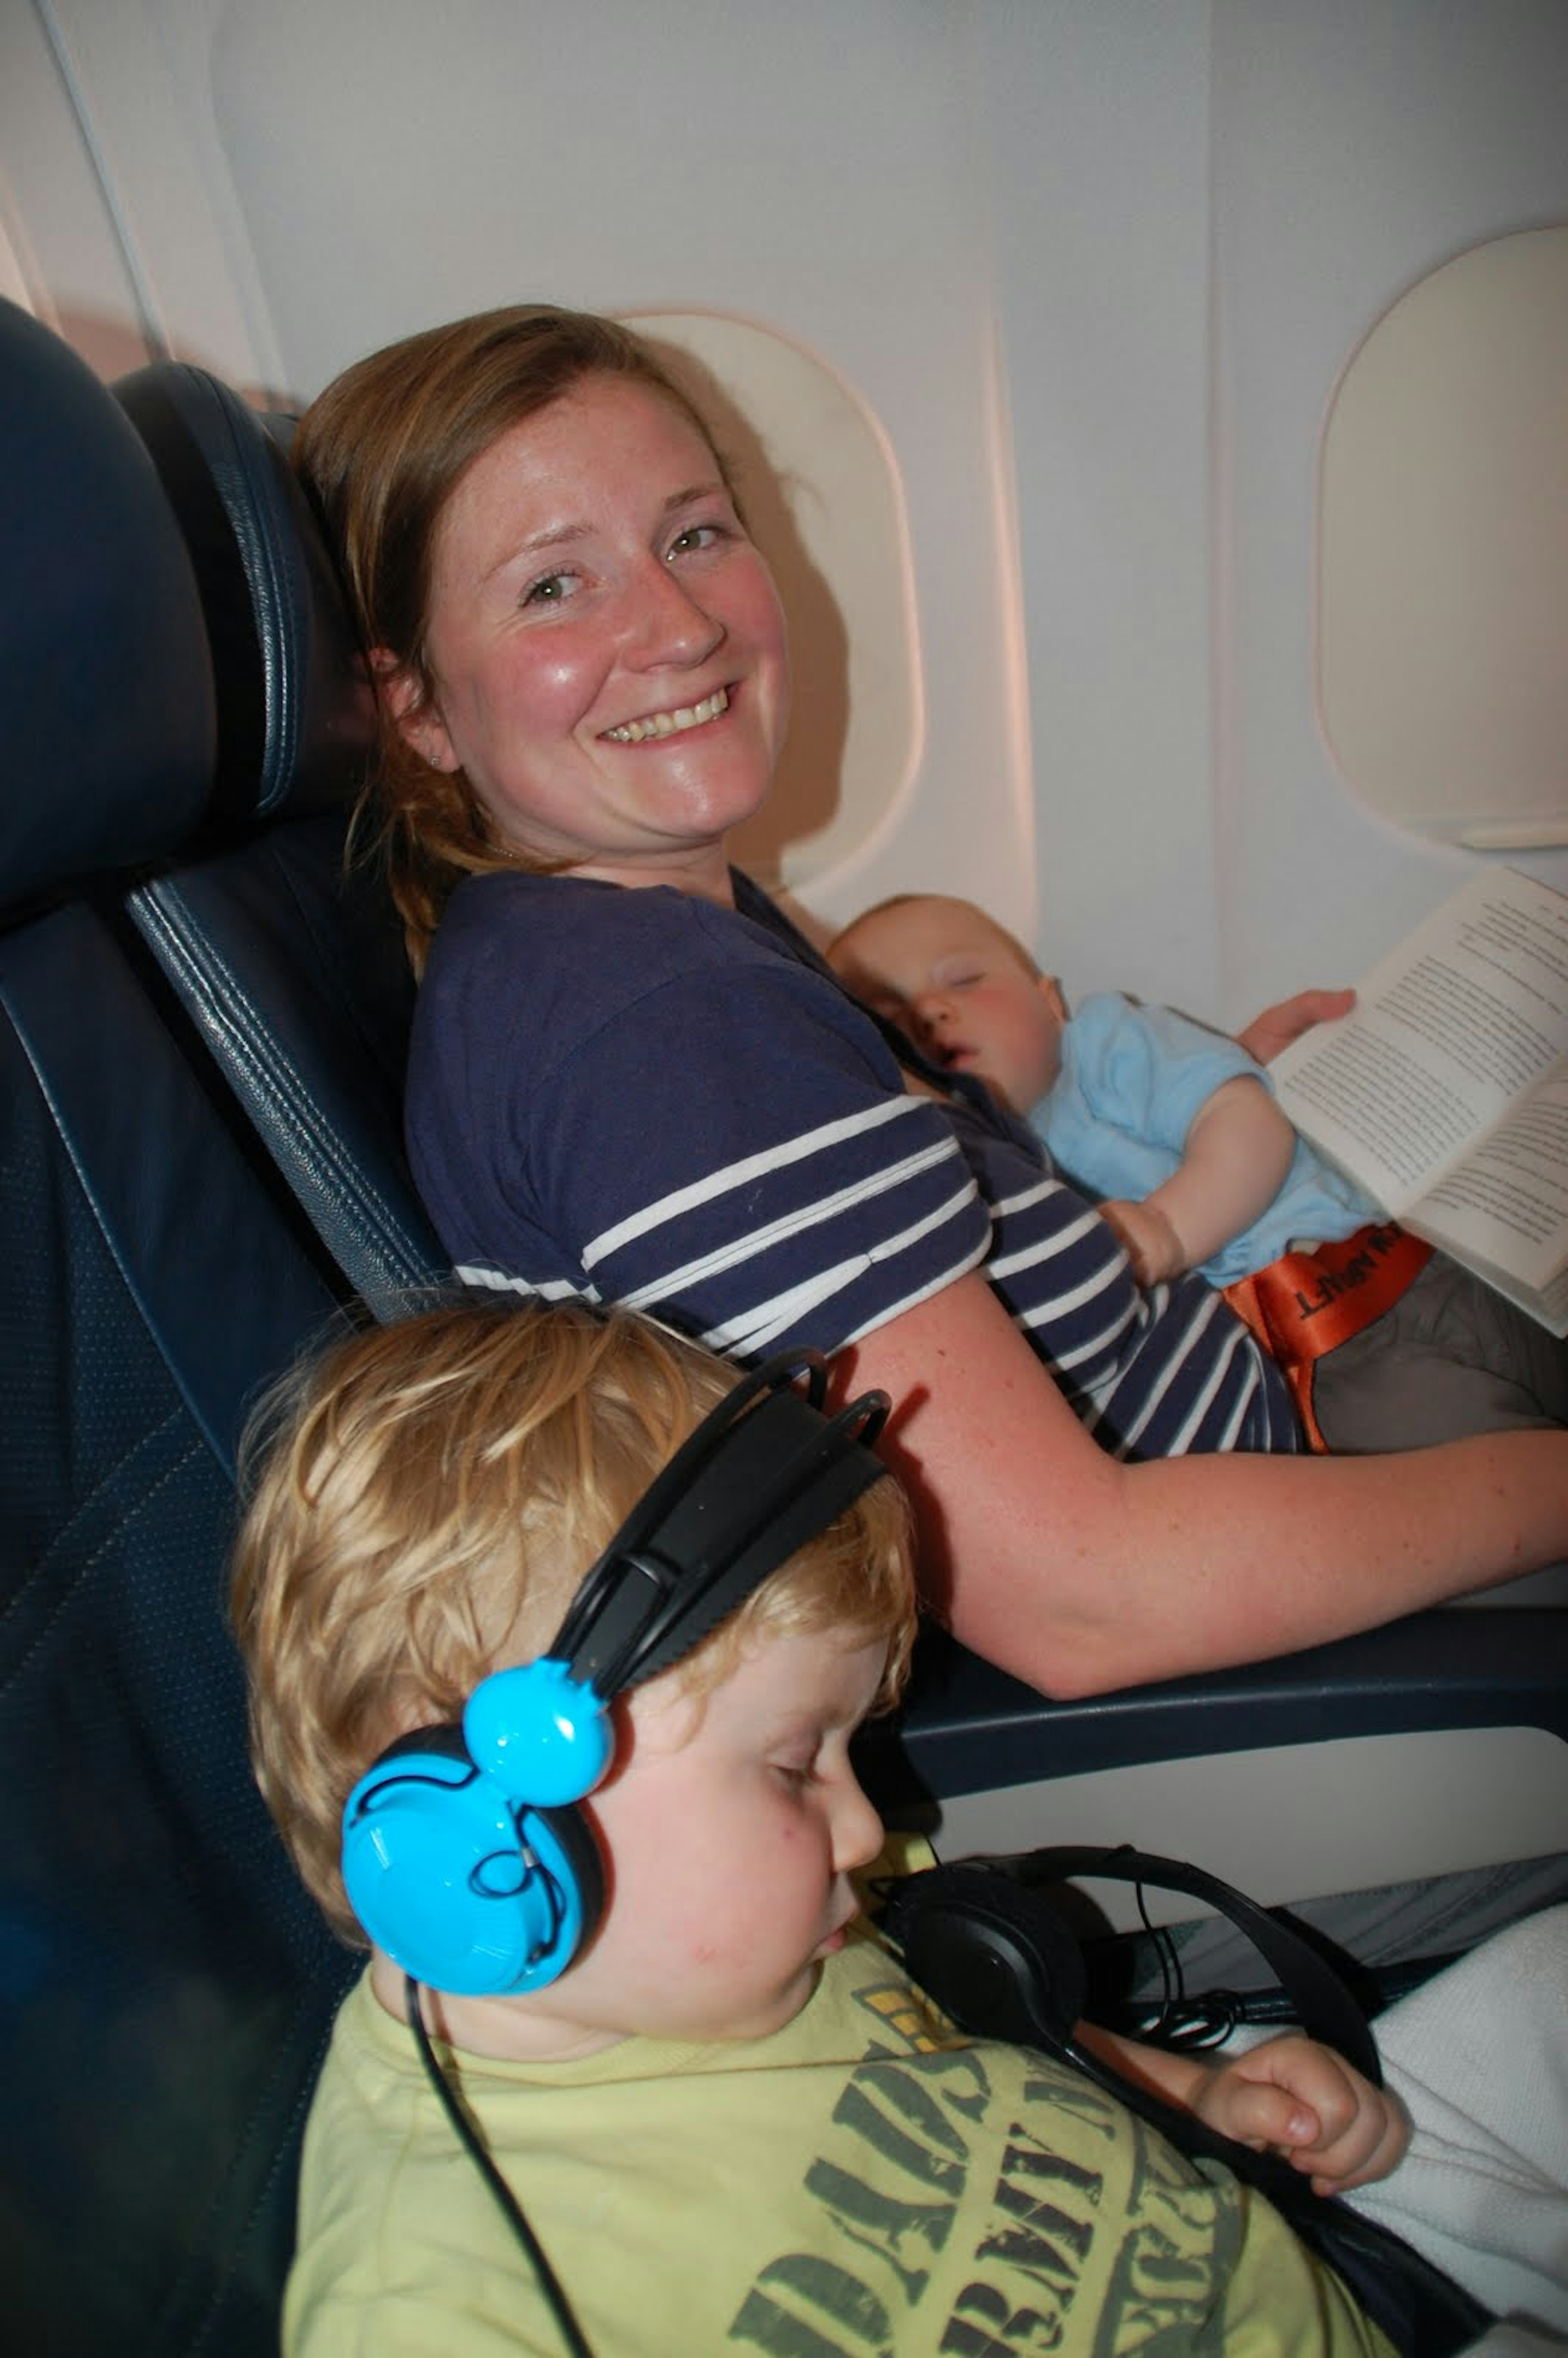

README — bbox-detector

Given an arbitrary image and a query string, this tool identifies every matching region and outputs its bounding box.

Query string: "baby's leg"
[1312,1255,1568,1453]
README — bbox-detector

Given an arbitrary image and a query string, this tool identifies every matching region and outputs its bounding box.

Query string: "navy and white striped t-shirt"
[405,870,1299,1459]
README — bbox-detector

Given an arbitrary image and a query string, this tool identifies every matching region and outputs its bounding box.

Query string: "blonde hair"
[292,305,740,975]
[230,1300,915,1943]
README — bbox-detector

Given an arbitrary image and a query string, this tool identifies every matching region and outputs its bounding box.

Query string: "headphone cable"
[405,1976,596,2358]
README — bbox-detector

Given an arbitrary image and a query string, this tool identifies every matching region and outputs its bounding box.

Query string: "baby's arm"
[1098,1075,1297,1284]
[1078,2021,1410,2196]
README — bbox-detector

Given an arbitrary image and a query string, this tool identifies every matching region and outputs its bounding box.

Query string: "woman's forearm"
[841,1271,1568,1700]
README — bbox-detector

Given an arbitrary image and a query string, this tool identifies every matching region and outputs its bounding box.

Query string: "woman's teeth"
[604,687,728,744]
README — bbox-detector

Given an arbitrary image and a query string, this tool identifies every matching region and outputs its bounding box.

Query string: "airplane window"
[1317,225,1568,852]
[624,310,918,895]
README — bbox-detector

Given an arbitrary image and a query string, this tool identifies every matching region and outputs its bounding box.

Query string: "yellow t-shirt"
[286,1932,1395,2357]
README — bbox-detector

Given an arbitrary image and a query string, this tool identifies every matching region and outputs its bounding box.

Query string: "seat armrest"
[861,1606,1568,1815]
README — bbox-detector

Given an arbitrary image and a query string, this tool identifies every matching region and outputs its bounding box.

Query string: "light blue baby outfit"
[1031,992,1377,1287]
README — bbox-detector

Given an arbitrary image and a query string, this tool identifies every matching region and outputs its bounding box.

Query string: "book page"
[1410,1074,1568,1295]
[1270,869,1568,1215]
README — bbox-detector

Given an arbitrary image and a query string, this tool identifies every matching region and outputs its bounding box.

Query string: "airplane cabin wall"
[1205,0,1568,1021]
[3,0,1566,1030]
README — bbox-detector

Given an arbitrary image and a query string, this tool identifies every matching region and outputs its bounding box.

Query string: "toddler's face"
[830,898,1067,1117]
[503,1625,890,2054]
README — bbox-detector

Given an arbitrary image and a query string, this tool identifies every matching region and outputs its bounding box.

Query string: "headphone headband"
[548,1350,889,1694]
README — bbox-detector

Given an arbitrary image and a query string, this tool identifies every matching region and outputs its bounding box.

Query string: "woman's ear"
[370,647,459,774]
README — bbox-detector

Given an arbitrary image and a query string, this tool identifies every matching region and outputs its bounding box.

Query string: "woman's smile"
[602,684,731,743]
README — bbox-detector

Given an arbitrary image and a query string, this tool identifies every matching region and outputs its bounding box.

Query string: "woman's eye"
[523,570,577,608]
[668,522,722,559]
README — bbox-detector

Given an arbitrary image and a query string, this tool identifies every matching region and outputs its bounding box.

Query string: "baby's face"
[830,898,1067,1117]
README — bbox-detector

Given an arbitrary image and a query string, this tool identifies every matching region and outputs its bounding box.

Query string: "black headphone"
[341,1347,890,1997]
[877,1847,1492,2358]
[876,1841,1382,2081]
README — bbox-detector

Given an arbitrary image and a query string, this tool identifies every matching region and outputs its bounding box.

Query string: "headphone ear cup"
[523,1800,606,1988]
[341,1729,605,1997]
[880,1864,1088,2053]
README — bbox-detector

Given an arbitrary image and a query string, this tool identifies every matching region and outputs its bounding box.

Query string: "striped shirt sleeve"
[954,1102,1301,1456]
[409,881,991,1359]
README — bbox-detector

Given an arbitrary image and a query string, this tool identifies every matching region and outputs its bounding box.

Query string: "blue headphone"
[341,1348,890,1998]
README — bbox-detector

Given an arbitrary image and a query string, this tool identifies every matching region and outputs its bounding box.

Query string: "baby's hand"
[1193,2035,1410,2196]
[1098,1198,1187,1286]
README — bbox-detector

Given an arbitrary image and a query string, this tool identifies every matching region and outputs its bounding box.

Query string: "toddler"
[234,1299,1423,2355]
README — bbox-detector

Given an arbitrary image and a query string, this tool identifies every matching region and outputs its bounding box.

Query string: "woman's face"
[388,376,791,891]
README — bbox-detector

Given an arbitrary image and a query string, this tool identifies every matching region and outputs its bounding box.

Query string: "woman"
[294,304,1568,1706]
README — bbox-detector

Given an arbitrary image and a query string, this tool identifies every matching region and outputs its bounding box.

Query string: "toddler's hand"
[1099,1199,1187,1286]
[1193,2034,1410,2196]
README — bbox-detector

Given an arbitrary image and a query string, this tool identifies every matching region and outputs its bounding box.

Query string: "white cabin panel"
[163,0,1039,951]
[4,0,1567,1031]
[1209,0,1568,1025]
[0,2,154,376]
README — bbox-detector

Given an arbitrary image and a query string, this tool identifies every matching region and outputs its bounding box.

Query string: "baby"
[828,892,1568,1452]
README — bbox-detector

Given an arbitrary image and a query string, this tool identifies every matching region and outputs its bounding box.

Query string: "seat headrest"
[114,361,376,831]
[0,299,216,911]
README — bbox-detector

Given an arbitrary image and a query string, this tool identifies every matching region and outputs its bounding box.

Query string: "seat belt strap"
[1224,1221,1433,1450]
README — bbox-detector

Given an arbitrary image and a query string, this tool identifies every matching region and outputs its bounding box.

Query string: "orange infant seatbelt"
[1223,1221,1433,1451]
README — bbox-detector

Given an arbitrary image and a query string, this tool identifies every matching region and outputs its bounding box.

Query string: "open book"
[1269,867,1568,1336]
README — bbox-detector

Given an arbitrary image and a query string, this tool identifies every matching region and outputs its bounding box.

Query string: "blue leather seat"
[0,297,427,2357]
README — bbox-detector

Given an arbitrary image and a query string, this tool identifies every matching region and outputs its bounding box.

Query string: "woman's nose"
[624,556,725,670]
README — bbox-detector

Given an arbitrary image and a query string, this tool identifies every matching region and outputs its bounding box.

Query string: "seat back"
[111,358,442,1317]
[0,298,417,2356]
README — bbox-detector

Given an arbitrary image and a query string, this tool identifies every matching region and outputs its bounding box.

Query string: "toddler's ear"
[1038,975,1069,1023]
[370,647,459,773]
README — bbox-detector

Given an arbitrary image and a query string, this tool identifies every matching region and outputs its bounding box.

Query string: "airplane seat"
[0,295,365,2357]
[107,355,443,1319]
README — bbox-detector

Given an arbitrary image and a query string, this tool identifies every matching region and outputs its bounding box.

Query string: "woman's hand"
[1236,987,1356,1067]
[1192,2033,1410,2195]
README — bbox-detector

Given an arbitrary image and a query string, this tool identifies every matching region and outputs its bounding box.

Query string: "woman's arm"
[836,1270,1568,1699]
